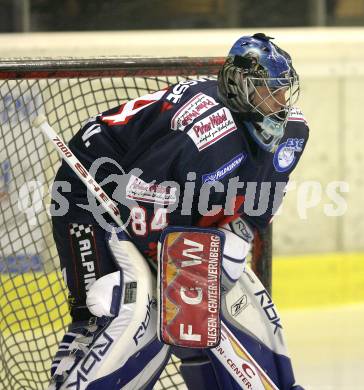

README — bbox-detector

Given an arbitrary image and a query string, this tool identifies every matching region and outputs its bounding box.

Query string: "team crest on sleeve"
[171,93,219,131]
[187,108,237,151]
[273,138,305,173]
[202,152,246,183]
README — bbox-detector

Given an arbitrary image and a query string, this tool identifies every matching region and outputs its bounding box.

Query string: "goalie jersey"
[56,78,309,264]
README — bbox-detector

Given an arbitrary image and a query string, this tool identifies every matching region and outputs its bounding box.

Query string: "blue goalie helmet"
[217,33,300,152]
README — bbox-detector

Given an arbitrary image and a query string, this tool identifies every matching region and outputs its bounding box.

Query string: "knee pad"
[49,228,170,390]
[218,219,253,292]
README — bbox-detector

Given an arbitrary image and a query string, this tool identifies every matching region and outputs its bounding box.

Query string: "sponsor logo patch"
[69,223,99,297]
[273,137,305,173]
[187,108,237,151]
[202,152,246,183]
[171,93,219,131]
[214,324,280,390]
[288,106,307,124]
[126,175,177,205]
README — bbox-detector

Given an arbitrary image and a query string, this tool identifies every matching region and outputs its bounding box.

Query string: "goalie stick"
[32,115,279,390]
[32,115,126,232]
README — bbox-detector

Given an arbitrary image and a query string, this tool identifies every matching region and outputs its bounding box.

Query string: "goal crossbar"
[0,57,225,79]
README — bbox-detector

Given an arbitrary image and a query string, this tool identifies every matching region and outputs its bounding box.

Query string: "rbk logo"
[67,332,113,390]
[254,289,283,334]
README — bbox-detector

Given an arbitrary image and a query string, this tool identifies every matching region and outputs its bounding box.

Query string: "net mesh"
[0,58,271,390]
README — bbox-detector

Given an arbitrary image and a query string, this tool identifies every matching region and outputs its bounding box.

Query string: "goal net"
[0,57,272,390]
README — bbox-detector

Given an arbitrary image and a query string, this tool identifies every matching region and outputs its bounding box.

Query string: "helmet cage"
[245,75,300,125]
[239,75,300,152]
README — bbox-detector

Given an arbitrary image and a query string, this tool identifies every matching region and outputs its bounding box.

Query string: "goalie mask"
[217,32,300,152]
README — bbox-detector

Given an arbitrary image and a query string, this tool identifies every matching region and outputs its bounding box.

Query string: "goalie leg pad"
[158,226,224,349]
[49,228,170,390]
[85,339,170,390]
[204,267,302,390]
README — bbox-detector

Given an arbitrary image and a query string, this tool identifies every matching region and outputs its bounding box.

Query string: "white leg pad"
[223,266,287,355]
[51,229,168,390]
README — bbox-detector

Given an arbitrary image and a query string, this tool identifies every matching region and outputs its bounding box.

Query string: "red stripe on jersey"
[197,195,245,228]
[160,102,174,113]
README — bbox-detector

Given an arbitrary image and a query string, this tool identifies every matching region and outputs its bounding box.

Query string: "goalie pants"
[52,164,119,322]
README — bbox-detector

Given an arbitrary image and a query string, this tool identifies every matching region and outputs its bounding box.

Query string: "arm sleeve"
[243,119,310,230]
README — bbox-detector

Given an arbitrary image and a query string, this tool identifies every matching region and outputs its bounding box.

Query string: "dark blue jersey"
[62,78,309,263]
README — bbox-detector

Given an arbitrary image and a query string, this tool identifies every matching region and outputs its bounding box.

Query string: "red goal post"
[0,57,272,390]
